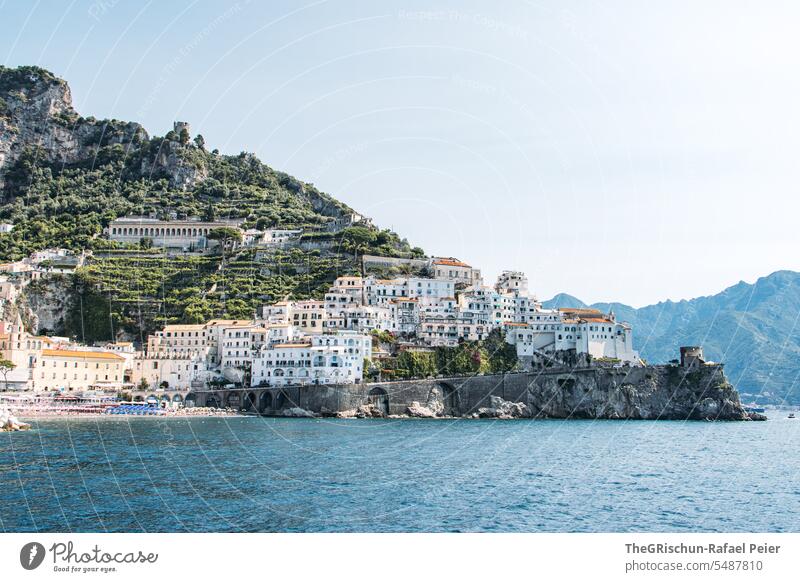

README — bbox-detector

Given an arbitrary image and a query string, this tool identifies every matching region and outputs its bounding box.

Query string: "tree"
[193,134,205,150]
[483,328,519,373]
[207,226,243,262]
[179,128,190,145]
[0,359,15,391]
[137,378,149,391]
[207,226,243,244]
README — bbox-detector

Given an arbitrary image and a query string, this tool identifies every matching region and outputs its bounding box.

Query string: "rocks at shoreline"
[406,401,439,418]
[282,407,317,418]
[468,396,532,419]
[334,403,384,418]
[1,407,31,431]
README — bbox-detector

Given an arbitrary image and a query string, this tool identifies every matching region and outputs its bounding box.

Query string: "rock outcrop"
[335,403,385,418]
[405,401,439,418]
[282,407,317,418]
[1,407,31,431]
[470,396,532,419]
[523,365,764,421]
[0,66,145,189]
[138,138,208,190]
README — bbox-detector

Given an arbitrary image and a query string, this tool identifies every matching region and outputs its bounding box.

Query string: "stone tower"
[173,121,191,136]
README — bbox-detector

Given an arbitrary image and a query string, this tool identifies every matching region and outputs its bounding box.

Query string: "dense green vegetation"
[376,329,519,380]
[0,66,423,340]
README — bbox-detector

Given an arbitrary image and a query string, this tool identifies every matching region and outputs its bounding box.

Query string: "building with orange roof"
[429,257,482,285]
[34,348,126,391]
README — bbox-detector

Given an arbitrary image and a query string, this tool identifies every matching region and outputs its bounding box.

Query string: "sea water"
[1,415,798,532]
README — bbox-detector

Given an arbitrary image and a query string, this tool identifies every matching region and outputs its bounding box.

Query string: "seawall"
[193,364,762,421]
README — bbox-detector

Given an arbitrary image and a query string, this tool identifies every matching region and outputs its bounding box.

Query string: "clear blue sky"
[2,0,798,306]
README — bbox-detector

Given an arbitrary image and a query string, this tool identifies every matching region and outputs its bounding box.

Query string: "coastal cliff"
[520,364,759,421]
[193,363,763,421]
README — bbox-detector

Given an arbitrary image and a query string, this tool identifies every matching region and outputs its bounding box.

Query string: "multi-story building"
[289,300,327,333]
[204,320,255,366]
[505,308,638,365]
[251,331,372,387]
[146,324,209,356]
[429,257,482,286]
[130,349,210,391]
[33,349,126,391]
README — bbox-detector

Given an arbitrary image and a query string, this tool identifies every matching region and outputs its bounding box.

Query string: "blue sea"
[1,415,798,532]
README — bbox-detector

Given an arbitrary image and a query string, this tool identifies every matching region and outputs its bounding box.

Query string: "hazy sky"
[2,0,799,306]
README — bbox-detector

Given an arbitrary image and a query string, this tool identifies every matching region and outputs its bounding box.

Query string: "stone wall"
[192,363,758,421]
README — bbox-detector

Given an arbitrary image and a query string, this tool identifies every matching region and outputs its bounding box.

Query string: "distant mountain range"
[543,270,800,404]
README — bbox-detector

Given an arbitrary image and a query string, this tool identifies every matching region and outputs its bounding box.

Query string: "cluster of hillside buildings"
[0,247,639,392]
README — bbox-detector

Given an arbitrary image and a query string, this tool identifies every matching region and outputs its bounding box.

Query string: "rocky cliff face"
[524,365,761,421]
[138,138,208,190]
[0,66,145,189]
[16,276,74,334]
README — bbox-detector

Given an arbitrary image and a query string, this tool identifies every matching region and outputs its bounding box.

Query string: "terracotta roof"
[432,258,471,268]
[41,349,125,361]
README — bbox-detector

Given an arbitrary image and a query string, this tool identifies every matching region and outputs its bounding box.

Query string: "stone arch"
[172,394,183,403]
[133,395,144,402]
[258,391,273,413]
[244,391,257,412]
[226,392,242,408]
[276,390,291,410]
[205,394,221,408]
[185,393,197,407]
[368,386,389,415]
[439,382,461,415]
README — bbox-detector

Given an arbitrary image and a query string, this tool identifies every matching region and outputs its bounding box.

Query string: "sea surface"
[2,415,799,532]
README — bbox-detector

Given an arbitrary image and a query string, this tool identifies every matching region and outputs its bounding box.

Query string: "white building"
[106,217,244,250]
[251,331,372,387]
[505,307,638,365]
[428,257,482,286]
[131,350,210,391]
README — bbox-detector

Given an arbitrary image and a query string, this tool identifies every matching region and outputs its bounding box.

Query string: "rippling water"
[1,415,799,532]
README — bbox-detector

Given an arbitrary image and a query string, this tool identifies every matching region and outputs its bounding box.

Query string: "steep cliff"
[0,66,145,190]
[524,365,760,421]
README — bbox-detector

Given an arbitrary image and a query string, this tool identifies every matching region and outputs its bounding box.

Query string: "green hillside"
[0,66,422,340]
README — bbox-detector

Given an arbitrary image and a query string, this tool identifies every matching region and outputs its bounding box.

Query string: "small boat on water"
[789,413,796,419]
